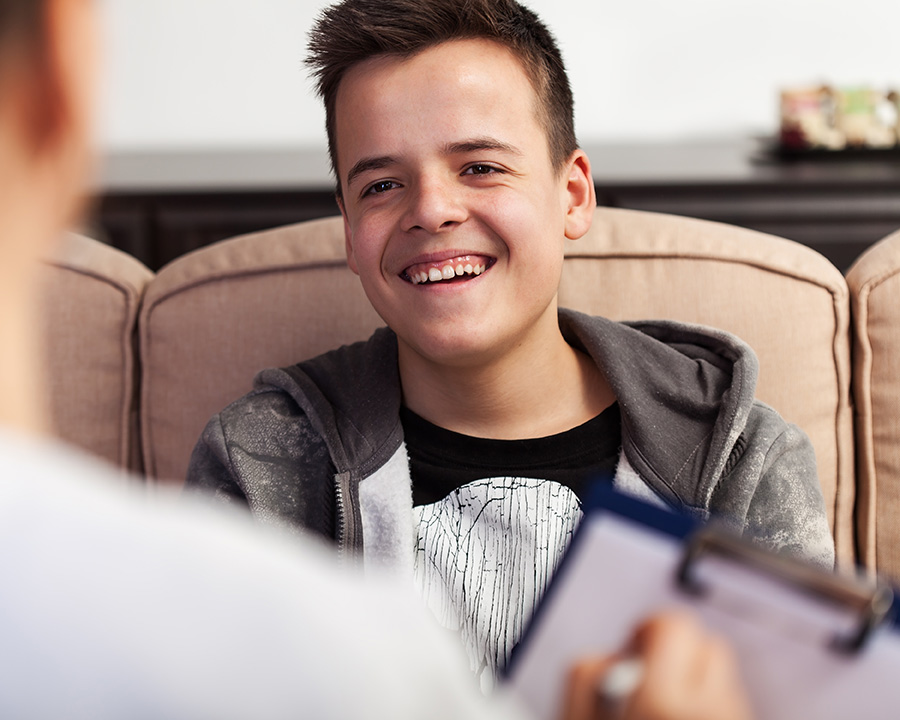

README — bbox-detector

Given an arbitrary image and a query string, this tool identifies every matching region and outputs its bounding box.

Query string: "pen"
[597,657,644,716]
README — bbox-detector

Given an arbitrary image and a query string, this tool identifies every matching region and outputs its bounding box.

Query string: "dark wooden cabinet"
[598,183,900,272]
[94,191,339,270]
[90,140,900,272]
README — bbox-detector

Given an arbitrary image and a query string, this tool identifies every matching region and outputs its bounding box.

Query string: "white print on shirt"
[412,477,582,690]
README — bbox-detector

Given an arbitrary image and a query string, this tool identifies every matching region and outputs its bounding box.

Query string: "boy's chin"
[397,332,503,371]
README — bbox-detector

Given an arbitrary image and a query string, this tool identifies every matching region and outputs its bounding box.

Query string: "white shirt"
[0,429,527,720]
[414,477,582,689]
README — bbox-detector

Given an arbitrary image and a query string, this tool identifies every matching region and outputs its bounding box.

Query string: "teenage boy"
[186,0,833,686]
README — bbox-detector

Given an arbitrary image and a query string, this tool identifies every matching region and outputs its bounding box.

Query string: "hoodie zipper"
[334,473,347,559]
[334,470,362,561]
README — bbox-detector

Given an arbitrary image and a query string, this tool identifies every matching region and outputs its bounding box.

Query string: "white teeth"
[410,260,489,284]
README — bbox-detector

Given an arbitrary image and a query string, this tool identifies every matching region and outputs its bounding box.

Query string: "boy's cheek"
[345,240,380,279]
[343,232,359,274]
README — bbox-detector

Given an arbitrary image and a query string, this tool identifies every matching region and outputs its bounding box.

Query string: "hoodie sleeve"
[184,389,337,541]
[721,406,836,569]
[185,413,251,507]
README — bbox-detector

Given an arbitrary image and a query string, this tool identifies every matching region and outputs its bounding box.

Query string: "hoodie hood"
[266,310,758,515]
[558,308,758,510]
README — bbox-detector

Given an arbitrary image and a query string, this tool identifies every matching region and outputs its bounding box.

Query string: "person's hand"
[558,610,754,720]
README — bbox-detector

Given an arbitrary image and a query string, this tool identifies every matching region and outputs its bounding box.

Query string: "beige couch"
[41,207,896,579]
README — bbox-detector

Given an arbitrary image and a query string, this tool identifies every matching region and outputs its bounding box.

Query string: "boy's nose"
[401,176,467,234]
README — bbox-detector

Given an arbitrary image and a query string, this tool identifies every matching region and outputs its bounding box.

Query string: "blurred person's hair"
[306,0,577,194]
[0,0,42,54]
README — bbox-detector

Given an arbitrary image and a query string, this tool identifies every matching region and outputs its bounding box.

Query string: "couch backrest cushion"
[847,229,900,581]
[39,233,154,472]
[140,208,854,566]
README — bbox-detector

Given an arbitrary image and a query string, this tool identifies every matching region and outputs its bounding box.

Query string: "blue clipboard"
[503,484,900,720]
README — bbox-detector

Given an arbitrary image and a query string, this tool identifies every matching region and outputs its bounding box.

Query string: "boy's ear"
[562,150,596,240]
[336,195,360,275]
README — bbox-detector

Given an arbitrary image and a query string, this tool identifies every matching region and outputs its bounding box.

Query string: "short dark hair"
[306,0,577,195]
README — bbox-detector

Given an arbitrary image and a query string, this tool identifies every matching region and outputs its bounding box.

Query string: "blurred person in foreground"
[0,0,753,718]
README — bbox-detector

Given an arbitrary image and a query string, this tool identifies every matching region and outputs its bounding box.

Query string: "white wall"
[98,0,898,151]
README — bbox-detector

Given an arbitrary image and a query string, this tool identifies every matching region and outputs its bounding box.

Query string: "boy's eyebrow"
[346,155,397,188]
[444,138,523,157]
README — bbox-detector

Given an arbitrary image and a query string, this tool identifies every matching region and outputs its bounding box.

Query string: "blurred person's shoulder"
[0,427,527,720]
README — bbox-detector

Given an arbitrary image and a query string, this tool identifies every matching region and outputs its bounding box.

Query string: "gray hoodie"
[187,308,835,569]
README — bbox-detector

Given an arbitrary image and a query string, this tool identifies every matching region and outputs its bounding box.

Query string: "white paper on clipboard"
[503,489,900,720]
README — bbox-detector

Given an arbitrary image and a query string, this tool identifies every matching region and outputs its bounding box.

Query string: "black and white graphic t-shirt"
[401,404,620,689]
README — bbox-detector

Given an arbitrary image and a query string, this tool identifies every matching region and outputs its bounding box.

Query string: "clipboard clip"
[676,526,895,655]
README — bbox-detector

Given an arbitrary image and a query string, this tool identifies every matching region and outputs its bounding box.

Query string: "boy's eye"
[463,164,501,176]
[364,180,399,196]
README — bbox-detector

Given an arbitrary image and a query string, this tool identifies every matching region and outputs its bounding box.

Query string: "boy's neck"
[398,328,614,440]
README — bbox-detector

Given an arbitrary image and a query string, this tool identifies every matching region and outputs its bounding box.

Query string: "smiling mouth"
[402,255,495,285]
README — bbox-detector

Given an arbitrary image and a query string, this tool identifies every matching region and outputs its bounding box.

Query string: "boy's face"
[335,38,592,372]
